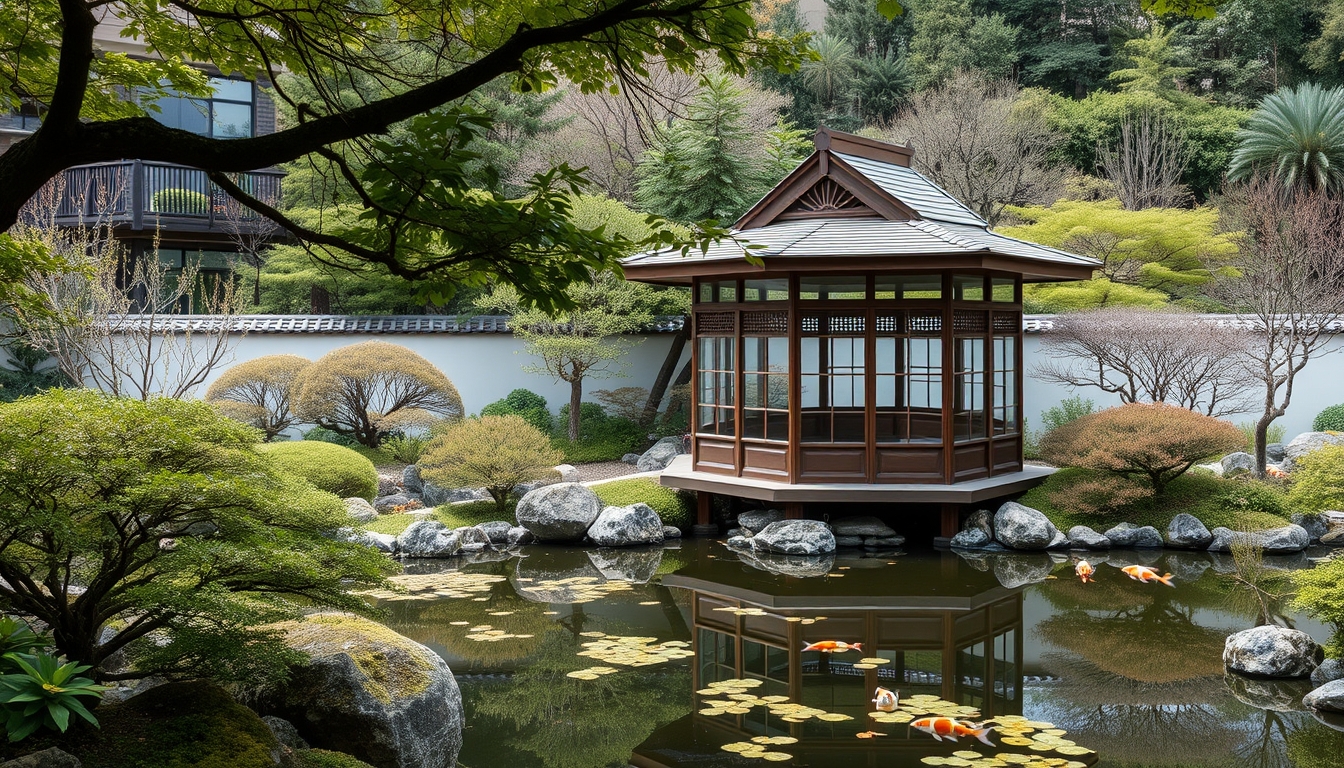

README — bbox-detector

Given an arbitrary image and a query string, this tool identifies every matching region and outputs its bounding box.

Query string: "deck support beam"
[940,503,961,539]
[784,502,804,519]
[691,491,718,537]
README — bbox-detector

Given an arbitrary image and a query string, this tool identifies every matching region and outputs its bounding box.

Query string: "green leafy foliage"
[0,390,394,682]
[592,478,694,529]
[1214,481,1287,516]
[362,500,516,536]
[1237,420,1287,452]
[1314,405,1344,432]
[481,389,554,435]
[381,434,430,465]
[206,355,311,441]
[553,403,647,462]
[1228,82,1344,192]
[303,426,358,448]
[1286,445,1344,513]
[421,415,564,510]
[1293,556,1344,657]
[0,652,106,742]
[149,188,209,214]
[259,441,380,501]
[0,344,70,403]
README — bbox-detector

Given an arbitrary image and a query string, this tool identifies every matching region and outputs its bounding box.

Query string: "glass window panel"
[876,336,899,375]
[211,101,252,138]
[800,375,820,408]
[801,412,830,442]
[716,280,738,302]
[876,274,943,300]
[800,337,819,374]
[698,282,713,303]
[744,278,789,301]
[834,412,865,442]
[767,337,788,371]
[718,372,734,405]
[209,77,253,102]
[157,96,210,135]
[744,337,761,369]
[743,410,765,439]
[720,337,735,370]
[953,275,985,301]
[991,277,1016,302]
[156,249,184,268]
[766,412,789,440]
[767,374,788,409]
[745,373,765,408]
[799,276,866,300]
[697,406,716,432]
[191,250,235,269]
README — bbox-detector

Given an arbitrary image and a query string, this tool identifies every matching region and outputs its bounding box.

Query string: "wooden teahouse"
[622,128,1097,538]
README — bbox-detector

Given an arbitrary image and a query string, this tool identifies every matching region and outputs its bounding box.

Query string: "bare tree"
[882,72,1066,226]
[1097,111,1192,210]
[1216,177,1344,474]
[216,183,283,308]
[1033,307,1256,417]
[15,184,242,400]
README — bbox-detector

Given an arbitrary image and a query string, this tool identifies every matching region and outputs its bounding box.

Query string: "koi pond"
[372,539,1344,768]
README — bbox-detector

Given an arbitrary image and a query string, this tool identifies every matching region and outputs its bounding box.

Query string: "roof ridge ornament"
[814,126,914,168]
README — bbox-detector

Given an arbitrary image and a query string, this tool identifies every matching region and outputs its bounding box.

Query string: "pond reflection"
[371,541,1344,768]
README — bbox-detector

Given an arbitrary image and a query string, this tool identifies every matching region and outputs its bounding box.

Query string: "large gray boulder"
[993,502,1058,550]
[0,749,82,768]
[476,520,514,547]
[1305,680,1344,713]
[637,436,685,472]
[1284,432,1344,471]
[374,493,416,514]
[554,464,579,483]
[1166,514,1214,549]
[263,715,310,750]
[1046,530,1070,550]
[832,516,897,537]
[345,497,379,523]
[505,526,533,548]
[1209,525,1311,554]
[339,527,398,554]
[402,464,424,494]
[965,509,995,538]
[453,526,492,552]
[587,503,665,547]
[252,613,462,768]
[1266,443,1287,463]
[1224,625,1323,678]
[1105,523,1164,548]
[1292,513,1330,544]
[515,482,603,542]
[738,508,784,534]
[424,484,486,506]
[950,528,993,549]
[834,534,864,548]
[1221,452,1257,477]
[1313,658,1344,686]
[751,520,837,556]
[1067,525,1111,550]
[396,521,461,558]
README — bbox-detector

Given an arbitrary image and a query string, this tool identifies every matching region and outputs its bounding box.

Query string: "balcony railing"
[51,161,284,235]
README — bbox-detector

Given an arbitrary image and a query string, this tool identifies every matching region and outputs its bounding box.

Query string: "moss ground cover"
[1018,468,1290,533]
[593,478,695,529]
[361,500,517,536]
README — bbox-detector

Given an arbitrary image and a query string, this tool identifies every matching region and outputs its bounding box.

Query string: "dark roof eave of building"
[621,252,1097,285]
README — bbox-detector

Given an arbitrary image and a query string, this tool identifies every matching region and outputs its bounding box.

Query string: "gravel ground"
[576,461,642,482]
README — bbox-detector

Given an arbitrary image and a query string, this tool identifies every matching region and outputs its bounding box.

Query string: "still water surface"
[376,540,1344,768]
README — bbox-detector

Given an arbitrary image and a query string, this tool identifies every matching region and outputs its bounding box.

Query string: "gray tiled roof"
[105,314,687,334]
[833,153,987,226]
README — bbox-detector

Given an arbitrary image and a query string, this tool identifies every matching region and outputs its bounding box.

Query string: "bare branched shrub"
[205,354,311,441]
[1033,307,1256,417]
[593,386,649,421]
[1216,177,1344,473]
[1045,473,1151,517]
[882,73,1066,226]
[293,341,464,447]
[420,415,563,510]
[1040,403,1245,496]
[1097,111,1192,210]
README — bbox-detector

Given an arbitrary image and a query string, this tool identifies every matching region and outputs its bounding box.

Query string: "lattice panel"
[801,315,821,333]
[993,313,1020,333]
[953,311,988,333]
[826,314,866,334]
[695,312,736,335]
[909,311,943,333]
[792,178,865,213]
[742,310,789,334]
[875,314,904,333]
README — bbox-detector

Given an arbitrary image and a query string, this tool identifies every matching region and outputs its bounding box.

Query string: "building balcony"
[50,160,284,238]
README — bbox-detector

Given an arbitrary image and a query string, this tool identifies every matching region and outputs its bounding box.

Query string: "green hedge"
[1314,404,1344,433]
[593,477,694,529]
[260,441,379,500]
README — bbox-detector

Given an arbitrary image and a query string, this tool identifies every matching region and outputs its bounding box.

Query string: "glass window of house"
[799,276,866,300]
[991,278,1016,302]
[146,78,254,139]
[743,278,788,301]
[876,275,942,300]
[953,275,985,301]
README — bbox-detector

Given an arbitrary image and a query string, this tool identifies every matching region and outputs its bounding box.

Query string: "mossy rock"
[0,681,282,768]
[260,442,379,501]
[249,613,462,768]
[592,478,694,529]
[287,750,377,768]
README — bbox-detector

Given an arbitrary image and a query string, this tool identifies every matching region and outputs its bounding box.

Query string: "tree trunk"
[1255,415,1272,476]
[640,323,688,427]
[663,359,694,424]
[569,377,583,442]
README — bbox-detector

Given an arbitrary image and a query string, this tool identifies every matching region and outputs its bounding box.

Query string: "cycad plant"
[0,652,107,742]
[1228,82,1344,193]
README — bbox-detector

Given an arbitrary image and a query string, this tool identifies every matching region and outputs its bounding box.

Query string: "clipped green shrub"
[1294,557,1344,658]
[292,750,378,768]
[260,441,379,500]
[420,415,563,510]
[1287,444,1344,513]
[1025,396,1096,459]
[303,426,358,447]
[1216,480,1287,516]
[150,187,210,214]
[1314,404,1344,433]
[593,477,695,529]
[480,388,554,434]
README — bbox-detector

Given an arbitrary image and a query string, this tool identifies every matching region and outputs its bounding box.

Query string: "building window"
[155,248,237,313]
[799,276,866,300]
[953,275,985,301]
[697,280,739,303]
[991,277,1016,302]
[876,274,942,300]
[875,313,943,443]
[992,335,1018,435]
[147,78,254,139]
[0,102,42,132]
[697,336,736,436]
[743,278,788,302]
[800,314,865,443]
[954,335,987,441]
[743,335,789,441]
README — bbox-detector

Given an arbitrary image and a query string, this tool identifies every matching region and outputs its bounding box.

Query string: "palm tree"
[1228,82,1344,193]
[802,35,856,113]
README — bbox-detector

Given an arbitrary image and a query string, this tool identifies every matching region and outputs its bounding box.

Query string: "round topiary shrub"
[1313,404,1344,433]
[420,415,563,510]
[206,354,311,441]
[260,441,379,500]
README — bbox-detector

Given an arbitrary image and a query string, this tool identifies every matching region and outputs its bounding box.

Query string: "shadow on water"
[371,540,1344,768]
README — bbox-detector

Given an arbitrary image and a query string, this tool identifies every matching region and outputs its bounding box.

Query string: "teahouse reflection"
[631,550,1027,767]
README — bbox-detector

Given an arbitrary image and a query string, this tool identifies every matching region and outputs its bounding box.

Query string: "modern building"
[3,13,285,309]
[622,128,1098,537]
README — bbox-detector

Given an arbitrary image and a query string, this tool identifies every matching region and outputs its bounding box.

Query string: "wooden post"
[784,501,804,519]
[692,492,718,537]
[939,503,960,540]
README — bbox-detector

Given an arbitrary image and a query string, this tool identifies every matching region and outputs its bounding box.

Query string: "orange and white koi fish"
[910,716,996,746]
[1075,560,1095,584]
[1267,466,1288,479]
[801,640,863,653]
[855,731,888,739]
[872,687,899,712]
[1121,564,1175,587]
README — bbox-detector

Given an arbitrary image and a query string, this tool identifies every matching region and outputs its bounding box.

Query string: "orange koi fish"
[855,731,889,739]
[1267,466,1288,479]
[872,686,899,712]
[910,716,996,746]
[801,640,863,653]
[1121,564,1175,587]
[1075,560,1095,584]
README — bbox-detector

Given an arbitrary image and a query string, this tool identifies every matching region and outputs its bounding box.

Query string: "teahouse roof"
[622,127,1099,284]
